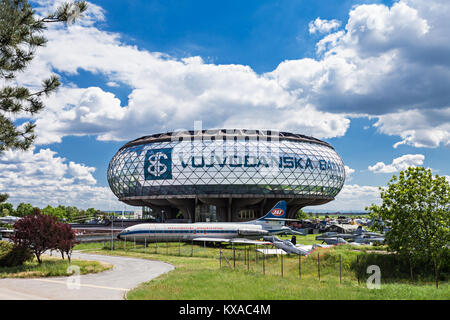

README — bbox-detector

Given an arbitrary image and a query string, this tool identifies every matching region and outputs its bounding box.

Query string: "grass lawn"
[74,240,449,300]
[0,255,113,278]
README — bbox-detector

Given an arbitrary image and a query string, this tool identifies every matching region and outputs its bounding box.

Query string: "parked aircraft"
[262,236,312,255]
[117,201,305,242]
[316,226,385,245]
[0,216,20,225]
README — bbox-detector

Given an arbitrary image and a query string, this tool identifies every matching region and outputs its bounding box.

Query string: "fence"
[99,239,443,288]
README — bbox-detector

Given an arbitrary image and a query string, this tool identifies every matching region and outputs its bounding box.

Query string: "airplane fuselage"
[118,221,287,242]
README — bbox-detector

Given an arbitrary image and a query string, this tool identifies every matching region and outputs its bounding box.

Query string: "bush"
[351,250,449,282]
[0,241,33,267]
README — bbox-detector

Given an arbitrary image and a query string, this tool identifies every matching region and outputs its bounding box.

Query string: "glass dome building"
[107,129,346,222]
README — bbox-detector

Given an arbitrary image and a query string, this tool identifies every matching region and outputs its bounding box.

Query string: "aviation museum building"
[107,129,346,222]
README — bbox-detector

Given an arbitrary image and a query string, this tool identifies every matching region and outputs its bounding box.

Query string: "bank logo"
[144,148,173,180]
[271,209,284,216]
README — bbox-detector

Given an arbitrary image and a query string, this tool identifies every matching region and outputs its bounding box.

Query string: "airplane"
[315,226,385,245]
[262,236,312,255]
[320,237,348,245]
[0,216,21,225]
[117,201,306,243]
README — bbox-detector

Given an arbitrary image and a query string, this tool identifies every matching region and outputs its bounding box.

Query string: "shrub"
[12,209,60,264]
[0,241,33,267]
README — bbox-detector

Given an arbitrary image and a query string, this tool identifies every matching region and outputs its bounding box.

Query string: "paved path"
[0,251,174,300]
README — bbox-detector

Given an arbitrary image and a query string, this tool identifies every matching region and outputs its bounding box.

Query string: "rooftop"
[121,129,333,150]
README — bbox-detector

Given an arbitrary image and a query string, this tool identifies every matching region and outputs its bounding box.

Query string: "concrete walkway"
[0,251,174,300]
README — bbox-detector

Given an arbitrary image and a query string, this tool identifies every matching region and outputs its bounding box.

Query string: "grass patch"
[0,255,113,278]
[74,240,449,300]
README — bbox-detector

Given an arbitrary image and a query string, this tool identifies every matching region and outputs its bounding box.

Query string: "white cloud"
[12,0,450,152]
[309,17,341,34]
[374,107,450,148]
[270,0,450,148]
[16,18,351,144]
[344,165,355,181]
[0,147,126,210]
[312,183,381,211]
[368,154,425,173]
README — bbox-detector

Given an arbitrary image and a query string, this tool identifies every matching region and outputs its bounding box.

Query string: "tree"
[0,0,87,152]
[366,167,450,282]
[12,208,60,263]
[55,222,76,262]
[0,193,8,203]
[0,202,14,216]
[296,209,307,220]
[41,205,66,221]
[15,202,35,217]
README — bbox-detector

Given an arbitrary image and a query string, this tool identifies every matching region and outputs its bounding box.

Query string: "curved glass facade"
[107,131,346,200]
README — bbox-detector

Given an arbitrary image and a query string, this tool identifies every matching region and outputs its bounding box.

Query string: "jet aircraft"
[117,201,305,243]
[315,226,385,245]
[262,236,313,255]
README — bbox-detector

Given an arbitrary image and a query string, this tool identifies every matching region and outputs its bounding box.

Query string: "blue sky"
[1,0,449,211]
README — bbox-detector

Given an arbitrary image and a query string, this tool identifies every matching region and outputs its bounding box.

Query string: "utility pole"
[111,214,114,251]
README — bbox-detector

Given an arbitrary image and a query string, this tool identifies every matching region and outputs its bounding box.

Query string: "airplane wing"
[192,237,271,245]
[230,238,272,245]
[192,237,231,243]
[257,248,287,255]
[295,244,313,251]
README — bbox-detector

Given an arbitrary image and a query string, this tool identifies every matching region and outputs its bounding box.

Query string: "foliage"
[296,209,307,220]
[0,240,33,267]
[41,205,66,220]
[0,0,87,152]
[15,202,35,217]
[352,250,449,282]
[11,207,78,263]
[366,167,450,279]
[0,202,14,216]
[0,193,8,203]
[12,208,59,263]
[55,222,77,262]
[5,201,106,223]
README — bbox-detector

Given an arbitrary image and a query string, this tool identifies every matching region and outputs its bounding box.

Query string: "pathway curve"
[0,251,174,300]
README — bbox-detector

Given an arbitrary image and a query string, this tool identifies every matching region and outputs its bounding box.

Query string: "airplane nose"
[117,233,122,240]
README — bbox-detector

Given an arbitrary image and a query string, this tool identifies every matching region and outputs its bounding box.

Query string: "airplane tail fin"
[255,201,287,221]
[355,226,363,234]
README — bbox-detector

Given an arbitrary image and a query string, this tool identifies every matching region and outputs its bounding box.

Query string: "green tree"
[0,0,87,152]
[296,209,307,220]
[0,193,8,203]
[1,203,13,216]
[41,205,66,221]
[15,202,35,216]
[366,167,450,283]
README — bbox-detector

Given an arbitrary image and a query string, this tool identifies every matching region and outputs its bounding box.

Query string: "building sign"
[144,148,173,180]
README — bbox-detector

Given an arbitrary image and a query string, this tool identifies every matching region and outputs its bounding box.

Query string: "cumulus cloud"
[344,165,355,181]
[10,0,450,150]
[0,147,125,209]
[312,183,381,211]
[374,108,450,148]
[16,19,350,144]
[368,154,425,173]
[308,17,341,34]
[269,0,450,148]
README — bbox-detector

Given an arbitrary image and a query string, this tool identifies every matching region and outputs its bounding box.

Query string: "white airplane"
[117,201,305,243]
[0,216,21,225]
[262,236,312,255]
